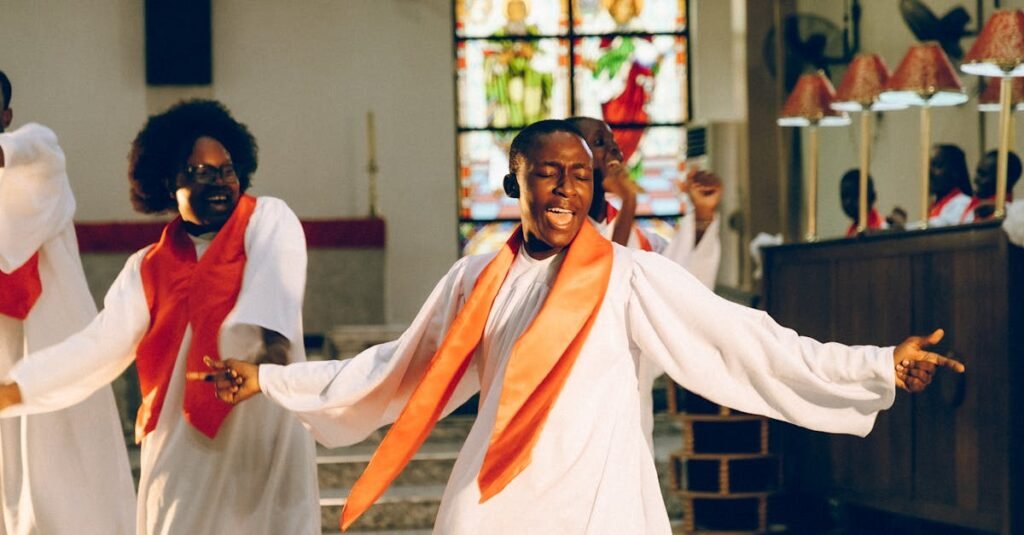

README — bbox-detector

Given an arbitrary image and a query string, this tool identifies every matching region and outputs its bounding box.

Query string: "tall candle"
[367,111,380,218]
[367,111,376,166]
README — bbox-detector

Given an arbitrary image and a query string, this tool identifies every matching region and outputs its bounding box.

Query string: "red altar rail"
[74,218,386,253]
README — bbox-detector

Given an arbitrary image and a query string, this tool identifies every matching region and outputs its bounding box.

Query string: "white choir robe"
[1,197,319,535]
[1004,201,1024,246]
[961,199,1020,224]
[592,211,720,289]
[927,191,972,227]
[0,123,135,535]
[593,211,722,449]
[258,244,895,535]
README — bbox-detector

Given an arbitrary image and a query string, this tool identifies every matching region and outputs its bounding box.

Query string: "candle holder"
[778,71,850,241]
[880,42,968,228]
[832,53,905,234]
[961,10,1024,219]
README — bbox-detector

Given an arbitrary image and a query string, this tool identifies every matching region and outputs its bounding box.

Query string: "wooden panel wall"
[763,222,1020,533]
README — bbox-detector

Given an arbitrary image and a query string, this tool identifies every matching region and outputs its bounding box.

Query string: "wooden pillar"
[745,0,798,244]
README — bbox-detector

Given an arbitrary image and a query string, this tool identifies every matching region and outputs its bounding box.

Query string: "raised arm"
[0,123,75,271]
[0,250,151,415]
[662,170,722,288]
[627,252,961,436]
[661,211,720,289]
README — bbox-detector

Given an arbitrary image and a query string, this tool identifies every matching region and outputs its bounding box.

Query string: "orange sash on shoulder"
[340,222,613,531]
[134,194,256,443]
[0,253,42,320]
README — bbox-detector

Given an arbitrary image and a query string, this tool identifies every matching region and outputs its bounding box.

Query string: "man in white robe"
[212,120,963,535]
[0,71,135,535]
[0,101,318,534]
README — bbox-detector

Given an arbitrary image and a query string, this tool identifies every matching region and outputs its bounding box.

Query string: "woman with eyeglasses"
[0,99,319,534]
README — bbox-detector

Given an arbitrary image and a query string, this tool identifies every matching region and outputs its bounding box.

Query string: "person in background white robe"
[1003,200,1024,246]
[569,116,721,449]
[960,149,1021,224]
[0,100,318,534]
[927,144,973,227]
[0,72,135,535]
[567,116,721,288]
[211,120,963,535]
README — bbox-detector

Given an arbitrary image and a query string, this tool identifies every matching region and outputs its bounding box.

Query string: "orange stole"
[135,194,256,443]
[0,253,42,320]
[340,222,613,531]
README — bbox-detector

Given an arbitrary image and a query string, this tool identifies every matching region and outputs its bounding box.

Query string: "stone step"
[317,440,460,489]
[333,416,477,447]
[320,484,445,532]
[325,531,432,535]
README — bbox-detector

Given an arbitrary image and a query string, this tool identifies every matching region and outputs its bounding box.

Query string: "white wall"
[0,0,457,322]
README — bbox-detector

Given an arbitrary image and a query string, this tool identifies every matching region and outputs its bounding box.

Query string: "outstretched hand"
[188,356,262,404]
[893,329,965,393]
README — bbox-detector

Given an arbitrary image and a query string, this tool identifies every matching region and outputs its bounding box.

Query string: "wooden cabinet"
[762,222,1024,534]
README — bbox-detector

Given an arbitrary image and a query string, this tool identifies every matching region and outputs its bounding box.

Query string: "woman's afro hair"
[128,99,258,213]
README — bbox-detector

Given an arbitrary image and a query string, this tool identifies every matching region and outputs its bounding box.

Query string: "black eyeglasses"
[180,164,239,186]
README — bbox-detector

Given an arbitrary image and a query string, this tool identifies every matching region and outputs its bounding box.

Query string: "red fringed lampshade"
[880,42,967,107]
[962,10,1024,77]
[778,71,850,127]
[978,77,1024,111]
[833,53,905,111]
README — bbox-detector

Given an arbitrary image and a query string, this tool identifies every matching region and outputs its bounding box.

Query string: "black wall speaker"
[145,0,212,85]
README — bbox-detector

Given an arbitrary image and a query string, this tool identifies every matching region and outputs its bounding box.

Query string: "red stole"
[0,253,43,320]
[929,189,964,218]
[961,193,1013,223]
[845,208,884,237]
[339,222,613,531]
[134,195,256,443]
[605,204,653,251]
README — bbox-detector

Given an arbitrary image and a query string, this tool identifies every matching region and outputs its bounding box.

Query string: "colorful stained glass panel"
[635,216,680,243]
[603,125,689,216]
[573,35,687,124]
[459,221,520,256]
[457,38,571,129]
[572,0,686,34]
[456,0,569,38]
[457,131,521,220]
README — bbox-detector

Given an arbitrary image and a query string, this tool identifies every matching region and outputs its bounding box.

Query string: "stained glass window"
[454,0,690,256]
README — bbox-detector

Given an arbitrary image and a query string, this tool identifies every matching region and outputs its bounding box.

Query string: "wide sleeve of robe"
[259,256,484,448]
[219,197,309,363]
[0,123,75,272]
[2,250,150,416]
[627,250,895,437]
[660,211,720,290]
